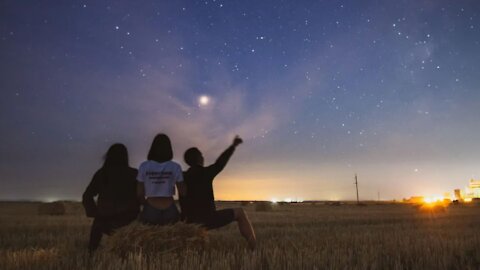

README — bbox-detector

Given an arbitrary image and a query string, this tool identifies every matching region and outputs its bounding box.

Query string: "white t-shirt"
[137,160,183,197]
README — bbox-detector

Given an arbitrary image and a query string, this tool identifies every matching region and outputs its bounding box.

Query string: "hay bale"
[255,201,273,212]
[38,201,66,215]
[104,221,208,257]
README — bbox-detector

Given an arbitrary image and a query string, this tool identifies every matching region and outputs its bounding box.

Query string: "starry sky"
[1,0,480,202]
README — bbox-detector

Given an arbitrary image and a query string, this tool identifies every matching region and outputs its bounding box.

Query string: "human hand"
[233,135,243,147]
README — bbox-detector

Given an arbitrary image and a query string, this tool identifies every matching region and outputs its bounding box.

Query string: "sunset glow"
[423,196,445,204]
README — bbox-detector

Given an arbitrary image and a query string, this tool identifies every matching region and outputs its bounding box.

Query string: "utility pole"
[355,174,360,205]
[377,191,380,201]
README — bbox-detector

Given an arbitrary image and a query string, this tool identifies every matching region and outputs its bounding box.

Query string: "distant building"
[454,189,462,200]
[466,179,480,199]
[403,196,424,204]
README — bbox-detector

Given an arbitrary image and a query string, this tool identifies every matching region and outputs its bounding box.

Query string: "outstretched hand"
[233,135,243,147]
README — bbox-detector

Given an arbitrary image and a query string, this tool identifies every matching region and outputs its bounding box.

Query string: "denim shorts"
[140,202,180,225]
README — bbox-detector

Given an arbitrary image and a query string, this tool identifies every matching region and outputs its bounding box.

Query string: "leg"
[163,203,180,225]
[233,208,256,250]
[108,214,137,234]
[88,219,105,253]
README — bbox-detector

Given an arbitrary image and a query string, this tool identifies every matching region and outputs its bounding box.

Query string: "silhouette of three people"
[82,134,256,251]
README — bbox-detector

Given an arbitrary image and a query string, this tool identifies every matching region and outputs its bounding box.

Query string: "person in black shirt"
[181,136,256,249]
[82,144,140,252]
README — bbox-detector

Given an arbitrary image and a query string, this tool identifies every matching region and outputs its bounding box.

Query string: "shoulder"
[93,168,104,178]
[205,164,218,173]
[168,161,183,170]
[138,160,150,170]
[187,165,206,175]
[139,160,150,166]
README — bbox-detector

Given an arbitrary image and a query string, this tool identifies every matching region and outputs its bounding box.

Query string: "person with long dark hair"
[82,143,140,252]
[137,134,186,225]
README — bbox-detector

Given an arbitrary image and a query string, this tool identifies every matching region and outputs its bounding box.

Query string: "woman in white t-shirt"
[137,134,186,225]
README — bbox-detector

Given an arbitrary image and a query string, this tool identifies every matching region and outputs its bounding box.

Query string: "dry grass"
[1,201,480,269]
[1,248,59,269]
[104,221,207,257]
[254,201,274,212]
[37,201,66,216]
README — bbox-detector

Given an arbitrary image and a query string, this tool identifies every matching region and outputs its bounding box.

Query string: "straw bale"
[104,221,208,257]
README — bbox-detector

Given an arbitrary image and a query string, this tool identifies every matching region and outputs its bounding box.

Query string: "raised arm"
[82,171,102,217]
[209,136,243,176]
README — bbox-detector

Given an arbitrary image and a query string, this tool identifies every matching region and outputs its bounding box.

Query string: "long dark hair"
[147,134,173,163]
[102,143,129,169]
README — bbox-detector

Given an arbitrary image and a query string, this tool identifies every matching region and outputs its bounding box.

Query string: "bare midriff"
[147,197,174,209]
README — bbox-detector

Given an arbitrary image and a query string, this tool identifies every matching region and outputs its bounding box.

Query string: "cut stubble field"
[0,201,479,270]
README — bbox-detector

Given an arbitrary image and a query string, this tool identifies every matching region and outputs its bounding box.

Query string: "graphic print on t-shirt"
[146,170,172,184]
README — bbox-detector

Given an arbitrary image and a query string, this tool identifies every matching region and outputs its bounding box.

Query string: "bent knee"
[233,208,246,220]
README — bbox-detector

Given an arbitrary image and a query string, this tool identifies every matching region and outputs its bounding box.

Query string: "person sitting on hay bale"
[181,135,256,249]
[82,143,140,252]
[136,134,186,225]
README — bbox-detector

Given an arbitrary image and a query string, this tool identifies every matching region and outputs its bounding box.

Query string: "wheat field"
[0,201,479,270]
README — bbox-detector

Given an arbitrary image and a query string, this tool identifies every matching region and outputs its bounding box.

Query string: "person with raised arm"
[181,135,256,249]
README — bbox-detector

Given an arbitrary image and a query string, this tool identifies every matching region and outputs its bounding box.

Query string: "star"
[198,95,210,107]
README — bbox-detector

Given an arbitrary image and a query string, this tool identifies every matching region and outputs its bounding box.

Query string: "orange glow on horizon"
[423,196,445,204]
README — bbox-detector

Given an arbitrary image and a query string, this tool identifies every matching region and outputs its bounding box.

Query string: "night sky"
[1,1,480,201]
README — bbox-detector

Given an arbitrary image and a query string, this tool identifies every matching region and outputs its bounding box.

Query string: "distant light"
[270,198,278,204]
[464,198,473,203]
[198,95,210,106]
[284,198,292,203]
[423,196,444,204]
[43,197,59,203]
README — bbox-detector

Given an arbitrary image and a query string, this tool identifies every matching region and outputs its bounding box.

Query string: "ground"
[1,201,479,269]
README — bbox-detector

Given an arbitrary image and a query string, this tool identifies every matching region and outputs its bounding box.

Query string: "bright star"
[198,95,210,106]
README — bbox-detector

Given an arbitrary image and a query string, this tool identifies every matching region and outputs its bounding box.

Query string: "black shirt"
[82,166,140,219]
[181,145,236,222]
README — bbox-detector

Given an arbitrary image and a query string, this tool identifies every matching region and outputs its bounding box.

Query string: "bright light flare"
[423,196,445,204]
[420,195,451,212]
[198,95,210,106]
[464,198,473,203]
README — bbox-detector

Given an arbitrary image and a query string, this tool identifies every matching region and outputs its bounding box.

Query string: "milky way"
[1,1,479,201]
